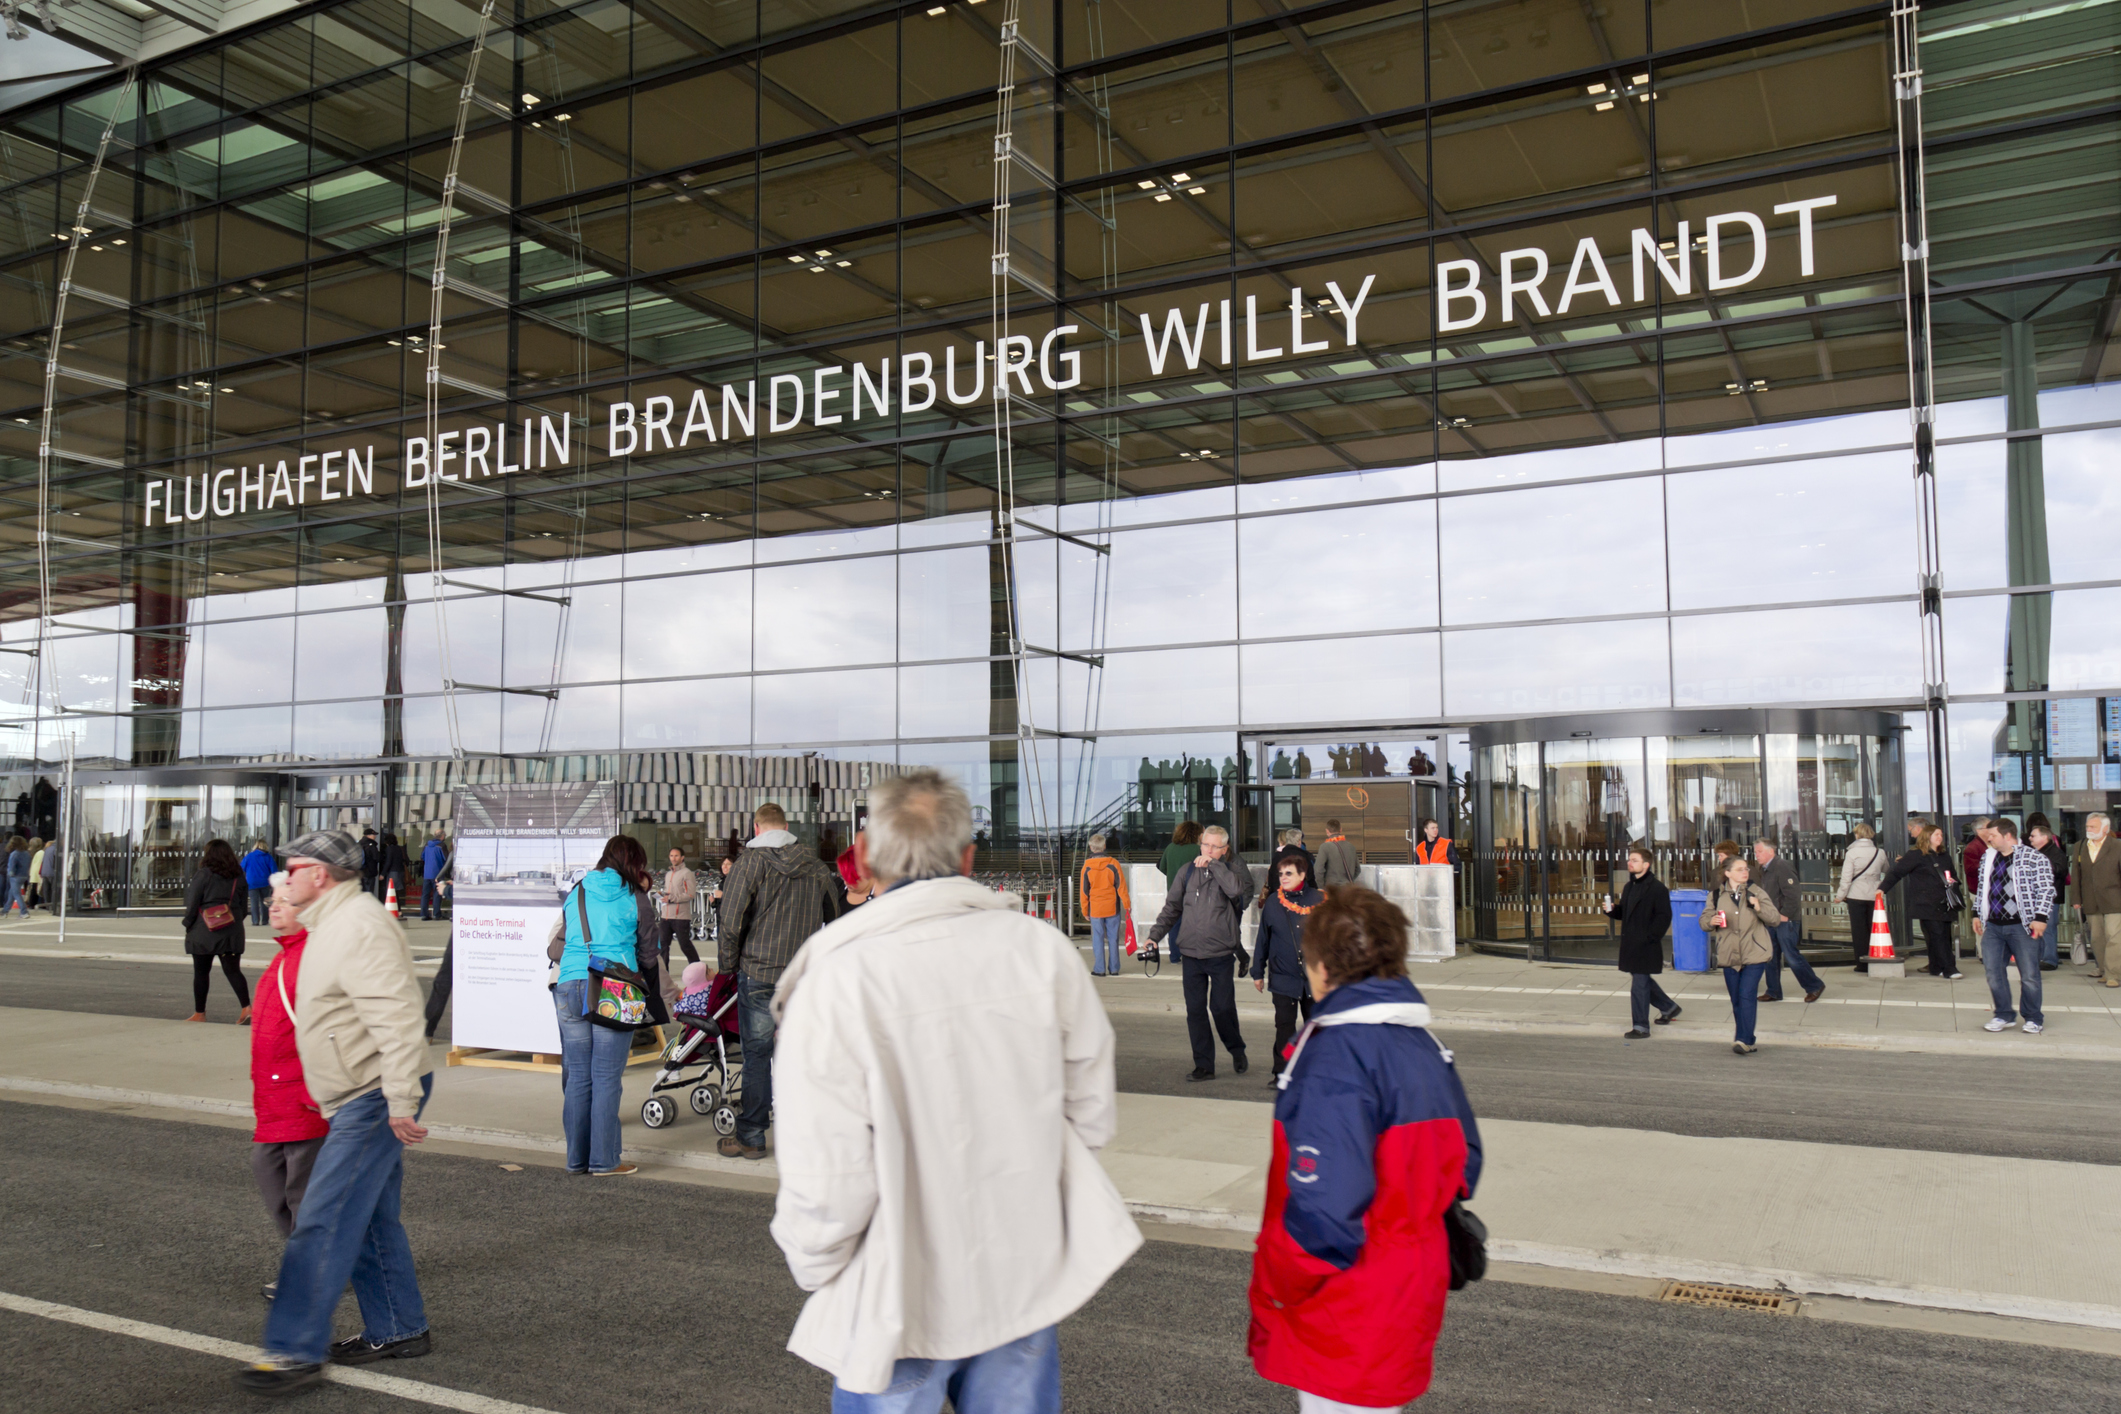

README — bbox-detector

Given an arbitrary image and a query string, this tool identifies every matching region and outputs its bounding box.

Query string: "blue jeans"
[1763,920,1822,999]
[1723,962,1767,1045]
[1629,973,1675,1030]
[2,876,18,911]
[420,878,442,920]
[737,973,777,1148]
[1980,921,2044,1026]
[554,978,633,1172]
[832,1325,1059,1414]
[263,1077,432,1364]
[1090,914,1124,974]
[250,890,270,926]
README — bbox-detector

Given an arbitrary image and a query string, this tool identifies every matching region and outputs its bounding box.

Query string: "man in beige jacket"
[769,769,1140,1409]
[240,829,433,1396]
[2073,813,2121,986]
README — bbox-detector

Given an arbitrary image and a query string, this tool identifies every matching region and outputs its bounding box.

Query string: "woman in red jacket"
[251,877,330,1300]
[1250,886,1482,1411]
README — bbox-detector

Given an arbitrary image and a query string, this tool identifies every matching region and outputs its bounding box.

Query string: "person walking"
[717,802,843,1161]
[4,833,27,914]
[1975,820,2054,1035]
[553,834,653,1177]
[239,829,432,1395]
[418,830,449,921]
[1317,819,1361,887]
[24,836,42,910]
[2027,817,2069,970]
[185,838,252,1024]
[359,826,379,898]
[2072,813,2121,987]
[39,834,60,913]
[1250,851,1320,1086]
[250,877,329,1301]
[770,768,1139,1410]
[242,839,276,927]
[1754,839,1824,1004]
[1881,820,1963,979]
[1248,886,1482,1413]
[1078,833,1131,977]
[776,767,1145,1407]
[378,831,408,909]
[1961,819,1995,905]
[1606,844,1679,1037]
[1146,824,1251,1081]
[1160,820,1203,889]
[1702,855,1781,1055]
[1835,824,1889,972]
[659,846,699,967]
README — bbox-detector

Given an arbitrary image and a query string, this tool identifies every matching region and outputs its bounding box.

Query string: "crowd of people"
[204,781,1483,1412]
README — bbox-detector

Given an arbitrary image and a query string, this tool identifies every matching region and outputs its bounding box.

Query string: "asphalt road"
[16,955,2121,1166]
[3,1101,2115,1414]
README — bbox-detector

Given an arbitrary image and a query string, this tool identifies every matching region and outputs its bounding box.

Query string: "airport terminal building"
[3,0,2116,958]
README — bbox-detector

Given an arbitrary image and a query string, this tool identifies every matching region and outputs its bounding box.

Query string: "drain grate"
[1658,1280,1801,1315]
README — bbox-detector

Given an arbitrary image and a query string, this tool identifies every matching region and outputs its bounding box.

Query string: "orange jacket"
[1415,837,1458,867]
[1078,854,1131,919]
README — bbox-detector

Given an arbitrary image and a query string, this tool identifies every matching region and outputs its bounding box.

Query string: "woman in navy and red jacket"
[250,878,329,1296]
[1249,885,1482,1411]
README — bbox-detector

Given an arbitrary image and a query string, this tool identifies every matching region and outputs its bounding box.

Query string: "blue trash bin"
[1670,889,1710,972]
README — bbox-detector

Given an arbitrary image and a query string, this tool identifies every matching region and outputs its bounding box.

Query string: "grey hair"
[1087,833,1108,854]
[1281,828,1304,846]
[865,767,974,884]
[1200,824,1230,846]
[2090,813,2111,829]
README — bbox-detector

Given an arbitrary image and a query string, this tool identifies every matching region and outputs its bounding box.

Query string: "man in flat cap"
[240,829,436,1396]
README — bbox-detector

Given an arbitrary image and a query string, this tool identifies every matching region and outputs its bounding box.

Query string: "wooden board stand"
[448,1026,666,1073]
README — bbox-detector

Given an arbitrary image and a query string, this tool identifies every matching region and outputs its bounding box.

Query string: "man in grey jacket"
[1317,819,1361,887]
[717,802,842,1160]
[240,829,433,1396]
[1147,824,1250,1081]
[1756,839,1825,1004]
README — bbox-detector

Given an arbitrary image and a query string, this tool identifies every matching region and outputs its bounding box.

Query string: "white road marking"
[0,1289,574,1414]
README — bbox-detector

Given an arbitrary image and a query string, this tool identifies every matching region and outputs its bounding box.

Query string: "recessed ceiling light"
[1633,74,1649,85]
[1170,172,1191,182]
[835,260,851,267]
[1594,100,1614,111]
[1586,83,1607,95]
[220,387,234,393]
[522,92,540,105]
[1187,186,1206,195]
[786,254,804,263]
[111,239,126,246]
[1153,193,1172,202]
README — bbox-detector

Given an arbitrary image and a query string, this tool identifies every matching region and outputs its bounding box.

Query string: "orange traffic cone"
[1868,892,1894,960]
[384,877,401,920]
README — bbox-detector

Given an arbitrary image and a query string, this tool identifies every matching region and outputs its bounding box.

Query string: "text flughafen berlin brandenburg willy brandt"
[139,196,1837,527]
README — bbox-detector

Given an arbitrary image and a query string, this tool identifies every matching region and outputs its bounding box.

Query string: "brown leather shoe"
[717,1137,767,1161]
[1804,988,1824,1003]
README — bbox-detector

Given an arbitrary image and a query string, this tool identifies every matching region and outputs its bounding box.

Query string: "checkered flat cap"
[279,828,365,872]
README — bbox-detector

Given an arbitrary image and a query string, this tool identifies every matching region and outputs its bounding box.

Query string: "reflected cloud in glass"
[2048,588,2121,692]
[1438,438,1657,494]
[754,557,895,670]
[1664,407,1909,468]
[1238,462,1434,513]
[1666,452,1912,610]
[1242,633,1441,725]
[899,547,992,663]
[754,667,895,743]
[1239,501,1437,635]
[1440,478,1665,625]
[624,676,751,748]
[1672,602,1919,706]
[1444,619,1670,717]
[1069,521,1237,650]
[899,661,993,739]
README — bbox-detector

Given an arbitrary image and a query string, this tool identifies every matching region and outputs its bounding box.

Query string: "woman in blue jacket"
[1251,852,1322,1088]
[554,834,653,1176]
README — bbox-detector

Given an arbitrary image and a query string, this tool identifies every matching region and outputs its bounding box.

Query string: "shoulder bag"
[1939,857,1966,916]
[1429,1032,1487,1289]
[571,887,650,1030]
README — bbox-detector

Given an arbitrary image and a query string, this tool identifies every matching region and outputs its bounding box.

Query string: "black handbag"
[1445,1199,1488,1290]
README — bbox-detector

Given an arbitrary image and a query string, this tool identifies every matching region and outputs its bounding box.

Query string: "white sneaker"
[2023,1022,2044,1034]
[1983,1016,2014,1032]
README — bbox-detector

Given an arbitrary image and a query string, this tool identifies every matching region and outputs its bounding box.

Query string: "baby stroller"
[640,971,743,1135]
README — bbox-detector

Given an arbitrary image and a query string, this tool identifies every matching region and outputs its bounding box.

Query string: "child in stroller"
[640,964,743,1133]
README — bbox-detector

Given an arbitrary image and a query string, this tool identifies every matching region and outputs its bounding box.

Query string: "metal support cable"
[33,67,138,727]
[423,0,502,761]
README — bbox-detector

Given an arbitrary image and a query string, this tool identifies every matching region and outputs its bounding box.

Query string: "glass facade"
[2,0,2117,951]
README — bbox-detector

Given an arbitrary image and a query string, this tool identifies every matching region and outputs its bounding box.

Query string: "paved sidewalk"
[8,1000,2121,1334]
[1093,948,2121,1060]
[0,912,448,969]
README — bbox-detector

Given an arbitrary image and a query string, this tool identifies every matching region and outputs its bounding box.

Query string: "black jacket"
[1609,871,1672,975]
[2038,839,2070,907]
[1881,847,1958,922]
[1148,856,1250,960]
[183,869,248,957]
[1251,888,1321,997]
[1754,853,1801,922]
[716,836,843,982]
